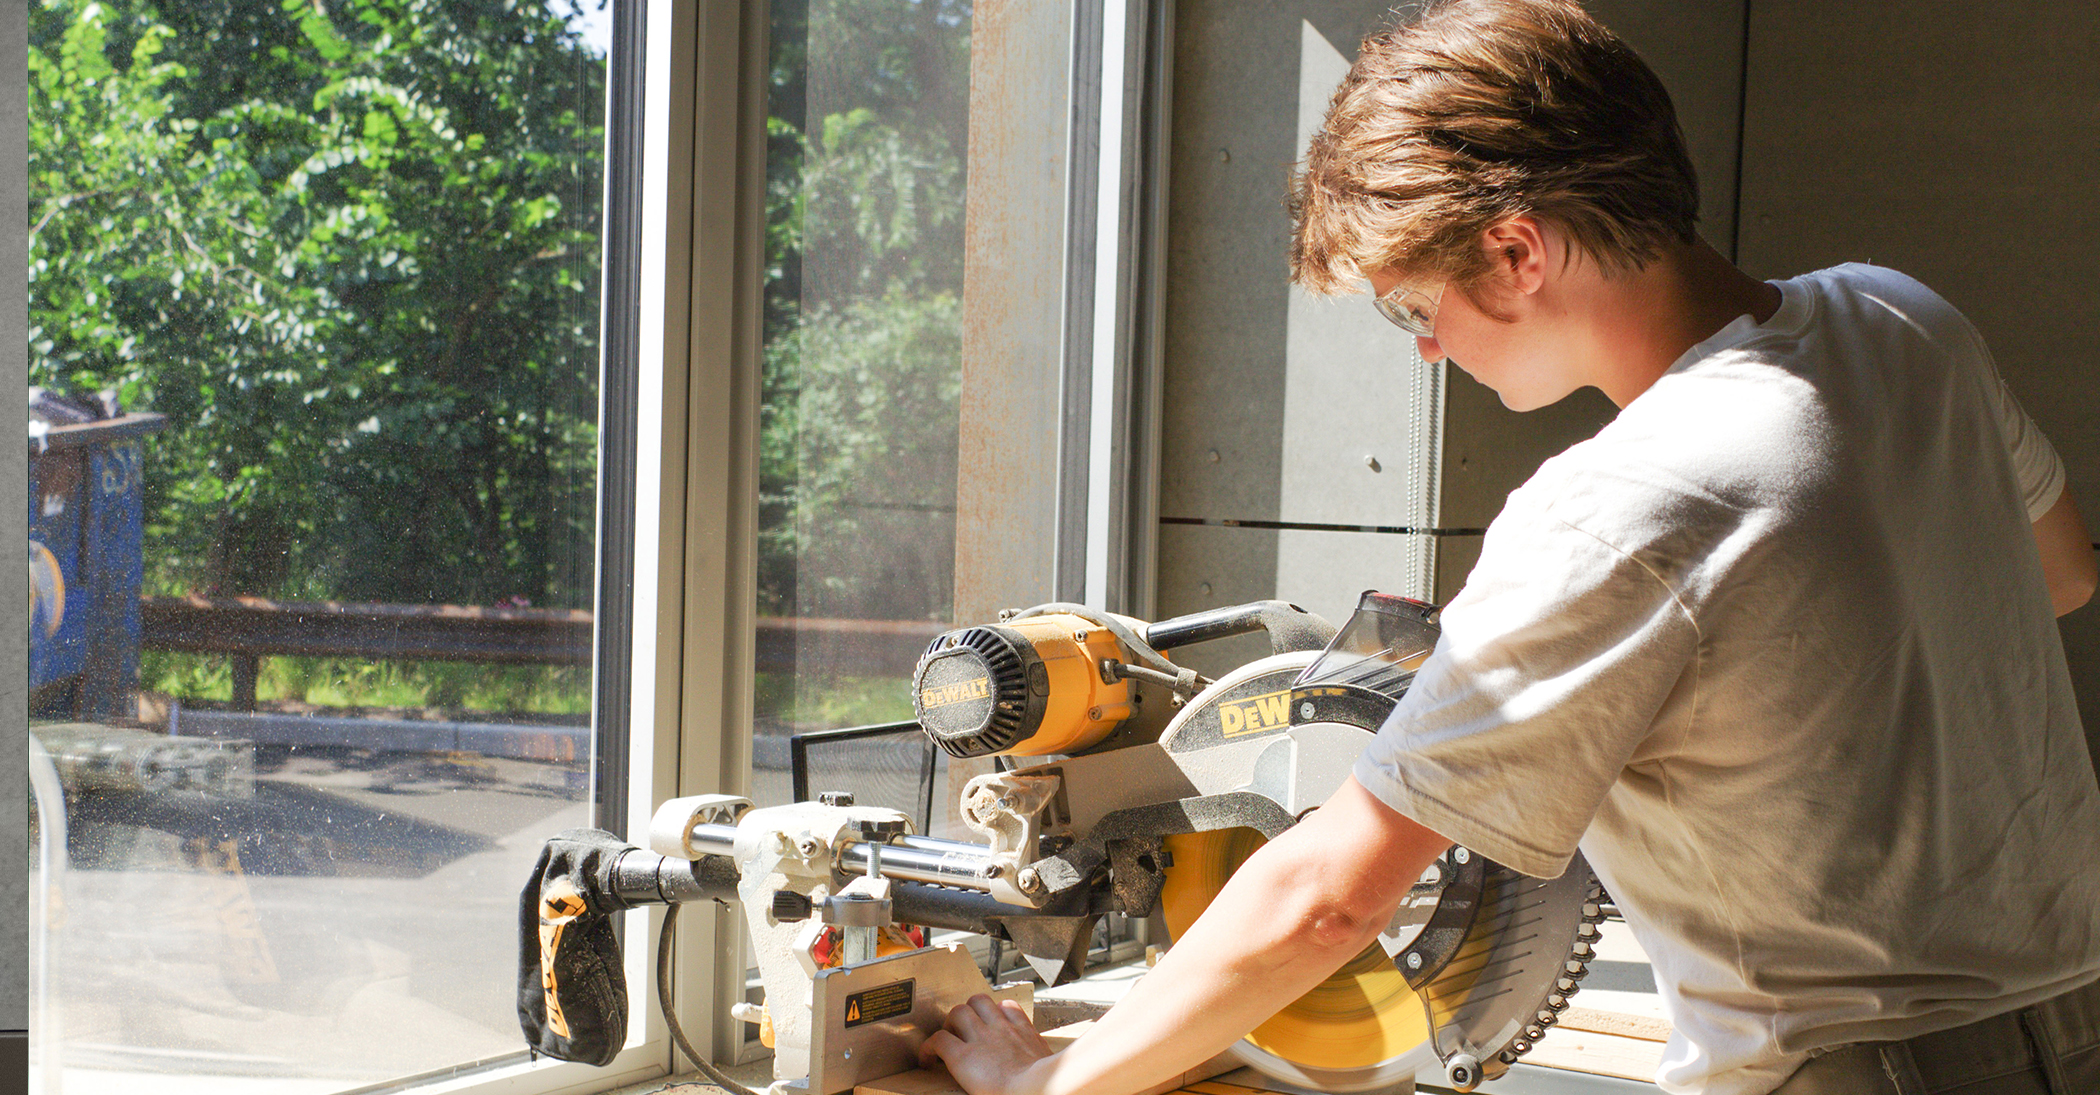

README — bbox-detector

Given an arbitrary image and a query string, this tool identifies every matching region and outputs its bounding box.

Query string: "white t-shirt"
[1353,264,2100,1095]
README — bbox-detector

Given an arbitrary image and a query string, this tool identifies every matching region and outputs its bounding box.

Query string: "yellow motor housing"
[912,612,1137,758]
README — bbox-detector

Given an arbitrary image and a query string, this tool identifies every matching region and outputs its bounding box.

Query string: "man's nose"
[1416,334,1447,363]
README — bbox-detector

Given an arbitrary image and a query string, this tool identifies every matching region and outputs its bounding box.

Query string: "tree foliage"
[31,0,974,625]
[760,0,972,621]
[28,0,605,607]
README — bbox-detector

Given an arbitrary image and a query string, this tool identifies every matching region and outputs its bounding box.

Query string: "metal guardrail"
[139,596,947,711]
[141,595,594,665]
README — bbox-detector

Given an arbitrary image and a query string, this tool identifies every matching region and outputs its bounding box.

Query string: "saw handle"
[1143,600,1336,655]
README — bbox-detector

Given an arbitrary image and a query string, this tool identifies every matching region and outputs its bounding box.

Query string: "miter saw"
[520,593,1605,1094]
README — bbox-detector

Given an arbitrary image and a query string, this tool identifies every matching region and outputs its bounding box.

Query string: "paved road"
[47,744,591,1093]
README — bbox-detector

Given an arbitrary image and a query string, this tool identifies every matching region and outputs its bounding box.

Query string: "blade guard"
[1399,851,1608,1091]
[1297,591,1611,1091]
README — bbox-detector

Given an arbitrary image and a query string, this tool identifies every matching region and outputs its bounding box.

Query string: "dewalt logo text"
[920,677,991,709]
[1219,689,1292,737]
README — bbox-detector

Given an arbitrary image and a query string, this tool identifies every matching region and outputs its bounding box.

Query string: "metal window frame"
[684,0,1182,1072]
[348,2,718,1092]
[1057,0,1174,616]
[8,0,721,1092]
[5,0,32,1061]
[391,0,772,1088]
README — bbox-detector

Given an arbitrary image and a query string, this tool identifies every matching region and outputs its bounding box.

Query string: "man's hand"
[919,994,1056,1095]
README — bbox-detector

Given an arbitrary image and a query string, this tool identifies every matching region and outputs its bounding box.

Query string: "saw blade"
[1399,853,1606,1091]
[1158,827,1438,1092]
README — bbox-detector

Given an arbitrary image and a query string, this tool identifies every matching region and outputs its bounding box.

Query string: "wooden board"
[1557,1005,1672,1044]
[853,1000,1675,1094]
[1521,1027,1668,1084]
[857,1022,1241,1095]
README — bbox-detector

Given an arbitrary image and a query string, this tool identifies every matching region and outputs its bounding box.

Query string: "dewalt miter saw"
[520,593,1605,1094]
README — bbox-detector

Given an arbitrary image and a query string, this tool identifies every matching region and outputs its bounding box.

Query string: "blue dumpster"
[28,391,169,720]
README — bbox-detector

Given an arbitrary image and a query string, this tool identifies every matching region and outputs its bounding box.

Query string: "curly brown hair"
[1289,0,1699,297]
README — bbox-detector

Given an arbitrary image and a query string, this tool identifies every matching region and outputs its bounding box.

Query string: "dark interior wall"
[1731,2,2100,763]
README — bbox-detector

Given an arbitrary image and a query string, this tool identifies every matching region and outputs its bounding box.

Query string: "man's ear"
[1481,216,1548,297]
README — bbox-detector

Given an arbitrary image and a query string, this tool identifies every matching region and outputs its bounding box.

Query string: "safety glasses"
[1374,282,1444,338]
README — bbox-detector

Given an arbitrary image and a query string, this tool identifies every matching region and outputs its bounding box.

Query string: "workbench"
[608,920,1670,1095]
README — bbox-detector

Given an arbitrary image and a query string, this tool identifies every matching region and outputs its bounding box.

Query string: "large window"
[26,2,622,1091]
[752,0,973,817]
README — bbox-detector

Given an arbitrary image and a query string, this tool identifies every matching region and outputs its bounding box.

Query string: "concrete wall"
[1157,0,1431,675]
[1435,1,1748,602]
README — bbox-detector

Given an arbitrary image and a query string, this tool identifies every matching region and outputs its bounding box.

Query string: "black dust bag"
[518,828,638,1065]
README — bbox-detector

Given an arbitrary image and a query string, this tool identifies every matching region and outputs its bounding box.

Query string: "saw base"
[849,1022,1413,1095]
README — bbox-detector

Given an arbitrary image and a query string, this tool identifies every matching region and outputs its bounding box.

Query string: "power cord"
[658,903,763,1095]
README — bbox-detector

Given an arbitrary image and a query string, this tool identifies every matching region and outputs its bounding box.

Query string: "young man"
[921,2,2100,1092]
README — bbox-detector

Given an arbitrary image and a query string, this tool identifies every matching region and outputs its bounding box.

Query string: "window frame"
[313,1,771,1090]
[692,0,1184,1067]
[8,1,758,1093]
[7,0,1174,1088]
[7,0,35,1062]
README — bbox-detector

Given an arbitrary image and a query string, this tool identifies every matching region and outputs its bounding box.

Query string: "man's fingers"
[996,999,1050,1051]
[945,996,994,1037]
[966,993,1007,1025]
[918,1028,961,1068]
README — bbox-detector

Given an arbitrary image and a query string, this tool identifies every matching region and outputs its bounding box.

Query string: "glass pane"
[755,0,971,831]
[26,1,612,1090]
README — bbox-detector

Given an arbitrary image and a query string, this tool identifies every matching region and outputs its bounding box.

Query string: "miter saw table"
[522,594,1644,1095]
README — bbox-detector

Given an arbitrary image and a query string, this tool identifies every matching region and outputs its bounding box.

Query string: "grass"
[141,650,592,716]
[142,657,914,727]
[754,671,916,729]
[141,656,916,727]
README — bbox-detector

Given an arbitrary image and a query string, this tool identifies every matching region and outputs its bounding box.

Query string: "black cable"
[658,903,762,1095]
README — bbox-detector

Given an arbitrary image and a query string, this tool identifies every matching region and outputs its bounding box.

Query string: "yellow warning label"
[1218,689,1293,737]
[920,677,991,709]
[844,978,915,1028]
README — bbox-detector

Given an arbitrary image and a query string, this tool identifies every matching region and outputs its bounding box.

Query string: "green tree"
[760,0,972,621]
[28,0,605,607]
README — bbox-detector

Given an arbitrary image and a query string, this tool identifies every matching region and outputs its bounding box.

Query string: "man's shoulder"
[1790,263,1983,351]
[1504,364,1842,599]
[1534,362,1830,513]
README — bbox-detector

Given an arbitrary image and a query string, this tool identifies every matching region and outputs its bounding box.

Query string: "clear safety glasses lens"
[1375,286,1440,338]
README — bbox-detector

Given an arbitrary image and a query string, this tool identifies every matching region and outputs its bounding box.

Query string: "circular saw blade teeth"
[1416,859,1608,1088]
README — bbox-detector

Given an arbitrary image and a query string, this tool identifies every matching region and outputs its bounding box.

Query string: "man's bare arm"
[2034,489,2097,616]
[920,777,1452,1095]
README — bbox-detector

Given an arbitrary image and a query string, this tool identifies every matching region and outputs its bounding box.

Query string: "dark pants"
[1769,978,2100,1094]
